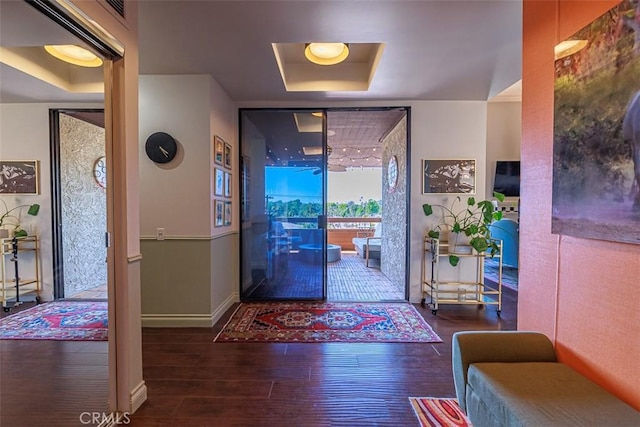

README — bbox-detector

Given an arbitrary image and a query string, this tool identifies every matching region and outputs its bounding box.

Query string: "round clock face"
[145,132,177,163]
[388,155,398,191]
[93,156,107,189]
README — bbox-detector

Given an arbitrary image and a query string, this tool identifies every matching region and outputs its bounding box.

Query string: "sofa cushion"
[467,362,640,426]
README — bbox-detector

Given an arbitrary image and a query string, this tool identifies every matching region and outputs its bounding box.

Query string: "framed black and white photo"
[224,201,232,226]
[0,161,39,194]
[422,159,475,194]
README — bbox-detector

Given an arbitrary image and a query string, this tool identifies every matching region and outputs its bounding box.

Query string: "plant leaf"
[422,204,434,216]
[470,237,489,252]
[449,255,460,267]
[427,229,439,239]
[467,197,475,206]
[27,204,40,216]
[493,191,505,202]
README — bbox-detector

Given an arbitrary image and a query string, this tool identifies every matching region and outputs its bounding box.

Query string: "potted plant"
[0,200,40,238]
[422,192,505,266]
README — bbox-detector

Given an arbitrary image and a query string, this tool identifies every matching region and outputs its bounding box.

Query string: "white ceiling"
[139,0,522,102]
[1,1,522,103]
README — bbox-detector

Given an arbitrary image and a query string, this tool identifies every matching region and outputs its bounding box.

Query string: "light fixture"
[44,44,103,67]
[554,40,588,60]
[304,42,349,66]
[311,112,323,118]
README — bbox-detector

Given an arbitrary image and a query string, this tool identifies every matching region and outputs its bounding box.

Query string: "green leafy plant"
[0,200,40,237]
[422,192,505,266]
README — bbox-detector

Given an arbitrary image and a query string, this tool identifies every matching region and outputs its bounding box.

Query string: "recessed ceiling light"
[304,43,349,66]
[554,40,588,60]
[44,45,103,67]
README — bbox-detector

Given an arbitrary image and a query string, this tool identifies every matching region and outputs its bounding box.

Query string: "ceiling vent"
[106,0,125,17]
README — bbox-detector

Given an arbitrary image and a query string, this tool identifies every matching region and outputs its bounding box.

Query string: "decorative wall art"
[214,199,224,227]
[0,161,39,194]
[224,172,231,198]
[214,168,224,196]
[422,159,475,194]
[214,135,224,166]
[553,0,640,245]
[93,156,107,189]
[224,142,232,169]
[224,201,232,226]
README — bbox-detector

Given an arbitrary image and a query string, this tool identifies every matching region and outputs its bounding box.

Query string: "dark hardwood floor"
[0,289,516,426]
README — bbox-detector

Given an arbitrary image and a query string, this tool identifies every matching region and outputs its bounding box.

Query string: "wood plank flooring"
[0,289,516,426]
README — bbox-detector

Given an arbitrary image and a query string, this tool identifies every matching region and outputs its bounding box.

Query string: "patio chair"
[352,223,382,267]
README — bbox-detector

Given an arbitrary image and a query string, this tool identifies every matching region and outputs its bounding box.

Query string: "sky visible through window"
[265,167,382,204]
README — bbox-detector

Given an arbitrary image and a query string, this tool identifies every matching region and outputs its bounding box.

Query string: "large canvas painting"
[553,1,640,244]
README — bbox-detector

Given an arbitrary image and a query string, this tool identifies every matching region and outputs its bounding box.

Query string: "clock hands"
[159,146,169,158]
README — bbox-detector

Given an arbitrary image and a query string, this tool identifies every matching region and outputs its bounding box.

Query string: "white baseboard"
[130,380,147,413]
[141,292,238,327]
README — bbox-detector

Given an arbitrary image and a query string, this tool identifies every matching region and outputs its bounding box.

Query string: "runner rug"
[409,397,471,427]
[484,258,518,291]
[214,302,442,343]
[0,301,108,341]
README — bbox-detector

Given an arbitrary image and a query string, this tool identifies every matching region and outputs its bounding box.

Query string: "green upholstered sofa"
[452,331,640,426]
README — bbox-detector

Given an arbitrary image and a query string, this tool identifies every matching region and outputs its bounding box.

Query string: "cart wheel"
[431,309,437,315]
[35,296,42,304]
[496,309,502,317]
[420,298,426,308]
[3,307,10,313]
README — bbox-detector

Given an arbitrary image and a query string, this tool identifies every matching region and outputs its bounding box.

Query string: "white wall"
[486,101,522,199]
[0,102,102,300]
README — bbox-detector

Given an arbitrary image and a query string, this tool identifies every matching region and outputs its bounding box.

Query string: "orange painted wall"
[521,0,640,410]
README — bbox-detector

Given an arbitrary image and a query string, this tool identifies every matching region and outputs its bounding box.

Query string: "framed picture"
[214,136,224,166]
[224,201,232,226]
[552,0,640,245]
[0,160,39,194]
[214,168,224,196]
[224,142,232,169]
[422,159,475,194]
[214,199,224,227]
[224,172,231,198]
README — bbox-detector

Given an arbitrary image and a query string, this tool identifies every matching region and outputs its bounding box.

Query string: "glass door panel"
[239,109,326,300]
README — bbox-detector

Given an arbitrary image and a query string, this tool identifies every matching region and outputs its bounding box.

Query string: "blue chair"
[489,219,519,268]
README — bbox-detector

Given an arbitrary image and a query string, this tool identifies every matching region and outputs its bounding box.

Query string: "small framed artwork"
[224,142,232,169]
[214,200,224,227]
[0,160,39,194]
[224,201,232,226]
[422,159,475,194]
[214,168,224,196]
[93,156,107,189]
[224,172,231,198]
[214,136,224,166]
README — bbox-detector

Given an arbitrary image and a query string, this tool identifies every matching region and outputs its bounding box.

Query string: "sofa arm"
[452,331,557,413]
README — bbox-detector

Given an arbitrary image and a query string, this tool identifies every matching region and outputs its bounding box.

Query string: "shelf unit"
[421,236,502,316]
[1,236,41,312]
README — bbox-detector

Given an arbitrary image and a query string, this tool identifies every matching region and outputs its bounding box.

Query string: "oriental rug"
[0,301,108,341]
[409,397,471,427]
[214,302,442,343]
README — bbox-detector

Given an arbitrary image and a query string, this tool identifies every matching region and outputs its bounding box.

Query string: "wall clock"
[145,132,177,163]
[93,156,107,189]
[388,155,398,192]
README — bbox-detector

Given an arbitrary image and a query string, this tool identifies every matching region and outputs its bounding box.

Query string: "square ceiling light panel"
[272,43,385,92]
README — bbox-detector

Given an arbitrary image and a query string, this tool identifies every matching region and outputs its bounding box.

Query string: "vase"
[447,230,472,254]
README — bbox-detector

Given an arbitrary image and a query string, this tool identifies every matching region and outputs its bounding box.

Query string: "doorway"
[238,108,410,302]
[51,109,107,300]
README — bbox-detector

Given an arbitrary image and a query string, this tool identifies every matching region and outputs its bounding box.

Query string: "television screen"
[493,161,520,197]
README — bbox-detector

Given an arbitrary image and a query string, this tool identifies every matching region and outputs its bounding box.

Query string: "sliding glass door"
[239,109,326,300]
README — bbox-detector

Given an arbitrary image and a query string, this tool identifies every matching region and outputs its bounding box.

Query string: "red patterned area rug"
[409,397,471,427]
[214,302,442,343]
[0,301,108,341]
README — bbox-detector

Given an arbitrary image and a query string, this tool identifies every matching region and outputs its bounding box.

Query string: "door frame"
[49,108,106,299]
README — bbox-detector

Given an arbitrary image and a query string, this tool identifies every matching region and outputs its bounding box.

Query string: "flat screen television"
[493,161,520,197]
